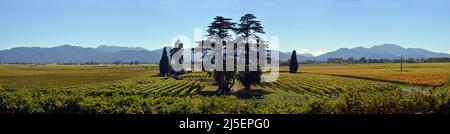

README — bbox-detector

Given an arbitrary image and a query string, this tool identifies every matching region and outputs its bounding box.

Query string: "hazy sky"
[1,0,449,54]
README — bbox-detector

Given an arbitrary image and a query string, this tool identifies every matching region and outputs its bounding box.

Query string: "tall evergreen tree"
[235,14,265,94]
[289,50,298,73]
[206,16,237,95]
[159,47,170,76]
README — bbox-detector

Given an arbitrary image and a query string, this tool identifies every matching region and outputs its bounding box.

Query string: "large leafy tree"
[159,47,170,76]
[169,39,184,75]
[206,16,238,95]
[235,14,265,94]
[289,50,298,73]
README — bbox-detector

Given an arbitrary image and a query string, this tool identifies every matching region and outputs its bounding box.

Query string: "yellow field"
[2,63,449,90]
[280,63,450,86]
[0,64,158,89]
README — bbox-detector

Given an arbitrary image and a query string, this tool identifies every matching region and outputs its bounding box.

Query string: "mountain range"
[316,44,450,60]
[0,45,164,63]
[0,44,448,63]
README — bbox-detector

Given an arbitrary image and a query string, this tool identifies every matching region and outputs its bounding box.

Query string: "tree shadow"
[197,90,217,97]
[232,88,273,99]
[198,88,273,99]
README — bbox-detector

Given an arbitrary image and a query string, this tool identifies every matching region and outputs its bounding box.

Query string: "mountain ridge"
[317,44,450,60]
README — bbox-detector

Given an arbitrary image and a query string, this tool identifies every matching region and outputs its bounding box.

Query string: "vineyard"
[263,73,398,98]
[179,72,214,83]
[180,72,210,79]
[290,63,450,86]
[65,77,207,97]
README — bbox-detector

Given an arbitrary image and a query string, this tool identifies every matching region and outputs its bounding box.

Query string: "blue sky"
[1,0,449,54]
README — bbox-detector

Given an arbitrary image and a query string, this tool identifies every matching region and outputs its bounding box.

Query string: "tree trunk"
[223,83,230,94]
[216,85,223,95]
[244,84,251,94]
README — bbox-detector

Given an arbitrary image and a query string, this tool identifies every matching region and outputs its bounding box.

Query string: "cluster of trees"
[326,57,450,64]
[56,62,78,65]
[4,62,48,65]
[56,61,99,65]
[423,57,450,63]
[159,14,275,95]
[113,60,141,65]
[169,39,185,76]
[281,57,450,65]
[207,14,268,95]
[84,60,99,65]
[55,60,143,65]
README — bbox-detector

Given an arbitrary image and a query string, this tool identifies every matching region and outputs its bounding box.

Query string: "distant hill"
[0,45,166,63]
[277,50,316,62]
[86,49,164,63]
[317,44,450,60]
[0,45,104,63]
[95,45,148,53]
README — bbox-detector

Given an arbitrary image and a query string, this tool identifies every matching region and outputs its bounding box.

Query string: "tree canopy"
[234,14,265,39]
[207,16,237,39]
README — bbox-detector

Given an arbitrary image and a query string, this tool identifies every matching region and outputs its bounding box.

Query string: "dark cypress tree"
[159,47,170,76]
[289,50,298,73]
